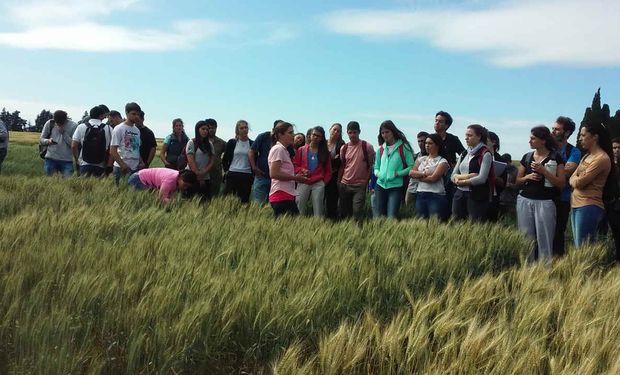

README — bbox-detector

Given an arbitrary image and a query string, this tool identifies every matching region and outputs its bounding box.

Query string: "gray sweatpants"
[516,195,556,266]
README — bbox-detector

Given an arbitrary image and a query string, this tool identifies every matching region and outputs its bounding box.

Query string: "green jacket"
[374,139,415,189]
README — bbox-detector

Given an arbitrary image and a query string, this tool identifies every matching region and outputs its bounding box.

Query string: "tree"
[0,108,27,131]
[35,109,53,132]
[582,88,620,140]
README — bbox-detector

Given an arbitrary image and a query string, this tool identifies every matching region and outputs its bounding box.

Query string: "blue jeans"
[127,172,147,190]
[44,159,73,177]
[416,192,448,220]
[572,205,604,248]
[113,166,137,185]
[252,176,271,204]
[375,185,403,219]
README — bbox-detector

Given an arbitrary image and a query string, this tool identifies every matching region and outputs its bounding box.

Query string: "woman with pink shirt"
[128,168,198,204]
[293,126,332,216]
[268,122,309,217]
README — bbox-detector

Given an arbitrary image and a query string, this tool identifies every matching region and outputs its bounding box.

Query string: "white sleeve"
[110,126,121,147]
[72,124,85,143]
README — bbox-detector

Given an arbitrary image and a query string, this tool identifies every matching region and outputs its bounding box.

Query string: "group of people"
[29,102,620,264]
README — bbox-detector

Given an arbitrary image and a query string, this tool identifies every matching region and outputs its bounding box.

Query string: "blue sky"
[1,0,619,157]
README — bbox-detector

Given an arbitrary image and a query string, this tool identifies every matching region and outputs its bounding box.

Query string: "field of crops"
[1,132,619,374]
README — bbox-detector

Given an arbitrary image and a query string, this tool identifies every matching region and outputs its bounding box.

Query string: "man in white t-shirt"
[110,102,144,184]
[72,105,111,177]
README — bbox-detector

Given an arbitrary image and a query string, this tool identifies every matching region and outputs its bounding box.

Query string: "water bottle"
[544,160,557,187]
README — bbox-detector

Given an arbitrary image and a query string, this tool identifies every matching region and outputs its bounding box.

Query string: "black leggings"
[271,200,299,218]
[223,171,254,203]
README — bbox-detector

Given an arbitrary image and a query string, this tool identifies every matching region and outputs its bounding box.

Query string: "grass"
[0,132,618,374]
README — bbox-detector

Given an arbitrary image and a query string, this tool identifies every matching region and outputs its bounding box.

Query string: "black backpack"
[82,124,108,164]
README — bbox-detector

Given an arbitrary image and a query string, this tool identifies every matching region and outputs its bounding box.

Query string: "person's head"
[529,126,557,151]
[434,111,453,133]
[172,118,184,135]
[552,116,576,144]
[272,121,294,146]
[235,120,249,139]
[135,110,145,126]
[89,105,106,121]
[53,110,68,126]
[97,104,110,118]
[177,169,199,193]
[108,110,123,126]
[194,120,213,155]
[579,121,611,153]
[346,121,361,143]
[125,102,142,124]
[205,118,217,137]
[488,131,500,153]
[464,124,488,148]
[612,138,620,160]
[329,123,343,142]
[501,153,512,164]
[305,128,313,144]
[417,131,429,155]
[424,133,446,158]
[378,120,411,150]
[294,133,306,148]
[310,126,330,163]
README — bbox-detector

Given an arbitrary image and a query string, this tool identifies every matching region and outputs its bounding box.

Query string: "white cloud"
[261,26,298,45]
[7,0,140,25]
[322,0,620,67]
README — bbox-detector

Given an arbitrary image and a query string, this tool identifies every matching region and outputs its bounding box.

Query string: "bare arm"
[160,144,169,167]
[421,162,449,183]
[270,160,308,183]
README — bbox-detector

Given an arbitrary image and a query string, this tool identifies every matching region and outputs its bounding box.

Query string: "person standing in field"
[434,111,465,214]
[405,131,429,210]
[293,126,332,216]
[71,105,111,177]
[268,122,309,217]
[486,131,506,222]
[373,120,415,219]
[206,118,226,198]
[550,116,581,257]
[136,111,157,168]
[516,126,565,266]
[39,110,78,177]
[408,133,450,220]
[0,119,7,174]
[607,138,620,261]
[338,121,375,220]
[499,153,518,219]
[128,168,199,205]
[222,120,254,203]
[186,120,215,201]
[249,120,283,204]
[570,121,612,248]
[160,118,189,170]
[451,124,494,222]
[110,102,144,185]
[325,123,345,219]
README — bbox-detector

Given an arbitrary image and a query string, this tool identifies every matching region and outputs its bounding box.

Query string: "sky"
[1,0,619,157]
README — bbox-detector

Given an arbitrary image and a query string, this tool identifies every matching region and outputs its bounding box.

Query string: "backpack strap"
[398,144,407,169]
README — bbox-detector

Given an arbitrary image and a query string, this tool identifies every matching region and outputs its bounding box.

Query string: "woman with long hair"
[373,120,415,218]
[268,122,309,217]
[293,126,332,216]
[222,120,254,203]
[185,120,214,200]
[160,118,189,170]
[451,124,494,221]
[569,121,613,247]
[515,126,565,265]
[325,123,345,219]
[408,133,450,220]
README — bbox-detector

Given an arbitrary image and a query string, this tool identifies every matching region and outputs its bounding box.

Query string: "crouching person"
[128,168,198,205]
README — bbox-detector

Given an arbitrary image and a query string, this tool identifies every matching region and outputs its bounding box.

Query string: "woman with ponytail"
[185,120,214,200]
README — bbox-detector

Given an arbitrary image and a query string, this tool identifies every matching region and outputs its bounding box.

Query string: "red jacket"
[293,144,332,185]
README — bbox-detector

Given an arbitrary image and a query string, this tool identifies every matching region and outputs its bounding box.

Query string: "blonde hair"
[235,120,249,138]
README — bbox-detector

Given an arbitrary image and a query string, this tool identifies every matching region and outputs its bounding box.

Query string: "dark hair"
[89,105,105,119]
[417,131,430,138]
[467,124,488,145]
[501,153,512,163]
[53,110,68,125]
[378,120,412,151]
[109,110,122,118]
[436,111,453,127]
[310,126,330,164]
[581,121,616,202]
[425,133,449,160]
[172,118,183,127]
[272,122,293,145]
[205,118,217,128]
[295,132,306,145]
[139,111,145,121]
[530,126,557,151]
[347,121,361,132]
[194,120,213,156]
[488,131,500,152]
[178,170,199,199]
[125,102,141,114]
[98,104,110,114]
[306,128,312,139]
[273,119,283,128]
[556,116,576,137]
[612,138,620,144]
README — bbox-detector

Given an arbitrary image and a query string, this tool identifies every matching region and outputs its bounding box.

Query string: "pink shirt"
[340,141,375,185]
[268,142,297,198]
[138,168,179,203]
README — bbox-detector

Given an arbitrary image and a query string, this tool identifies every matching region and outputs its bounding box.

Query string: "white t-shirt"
[229,140,252,173]
[416,155,449,194]
[110,122,141,170]
[72,119,111,167]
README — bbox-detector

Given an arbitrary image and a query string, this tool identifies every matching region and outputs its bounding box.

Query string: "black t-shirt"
[139,126,157,167]
[519,151,565,200]
[442,132,465,166]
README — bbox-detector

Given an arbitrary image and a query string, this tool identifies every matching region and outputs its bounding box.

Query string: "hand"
[301,168,310,177]
[164,161,172,168]
[530,162,545,175]
[295,173,309,184]
[252,167,264,177]
[525,172,542,182]
[48,138,56,145]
